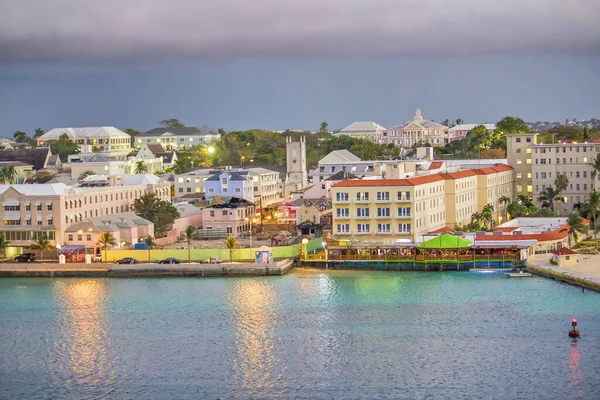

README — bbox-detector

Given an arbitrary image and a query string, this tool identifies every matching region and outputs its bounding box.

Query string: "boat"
[505,270,532,278]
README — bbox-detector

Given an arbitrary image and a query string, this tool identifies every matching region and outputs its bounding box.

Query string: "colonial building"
[337,121,387,144]
[136,127,221,150]
[37,127,132,159]
[385,109,449,147]
[136,143,177,169]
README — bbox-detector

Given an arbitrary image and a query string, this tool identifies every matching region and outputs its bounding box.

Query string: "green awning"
[418,233,472,249]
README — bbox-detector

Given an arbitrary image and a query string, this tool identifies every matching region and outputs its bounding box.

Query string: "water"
[1,270,599,399]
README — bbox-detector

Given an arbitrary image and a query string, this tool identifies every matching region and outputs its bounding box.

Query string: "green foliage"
[224,236,238,262]
[0,166,18,184]
[134,160,148,174]
[0,234,10,258]
[98,232,117,262]
[507,201,528,218]
[554,173,569,194]
[538,126,583,143]
[33,128,44,139]
[319,122,329,133]
[50,133,80,162]
[133,193,180,234]
[567,212,588,247]
[538,186,561,214]
[496,116,528,134]
[13,130,30,143]
[30,238,54,262]
[185,226,196,262]
[173,157,194,174]
[591,154,600,181]
[144,236,155,260]
[159,118,185,128]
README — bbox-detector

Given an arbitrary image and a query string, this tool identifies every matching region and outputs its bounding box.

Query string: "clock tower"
[285,135,308,195]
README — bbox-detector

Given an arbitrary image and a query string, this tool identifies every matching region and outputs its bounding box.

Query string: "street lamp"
[322,241,328,261]
[302,237,309,264]
[241,155,245,168]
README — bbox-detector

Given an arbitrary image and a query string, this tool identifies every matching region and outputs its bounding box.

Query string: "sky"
[0,0,599,135]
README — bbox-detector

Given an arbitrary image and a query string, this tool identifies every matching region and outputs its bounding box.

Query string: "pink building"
[199,198,256,237]
[171,204,204,239]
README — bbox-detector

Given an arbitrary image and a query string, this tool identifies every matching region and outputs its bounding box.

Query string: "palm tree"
[224,236,238,262]
[585,191,600,239]
[184,226,196,263]
[98,232,117,262]
[554,173,569,194]
[0,234,10,259]
[499,195,511,221]
[0,166,17,184]
[144,236,155,261]
[590,153,600,190]
[516,195,534,209]
[30,238,54,262]
[567,212,588,247]
[480,204,494,230]
[134,160,148,174]
[319,122,329,133]
[538,187,560,214]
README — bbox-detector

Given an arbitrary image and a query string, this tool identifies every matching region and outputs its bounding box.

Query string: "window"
[576,171,580,178]
[337,224,350,233]
[4,205,20,211]
[376,192,390,201]
[357,224,370,233]
[516,138,521,143]
[516,185,523,193]
[356,192,369,201]
[516,149,521,153]
[208,188,215,194]
[397,191,411,201]
[222,177,228,184]
[77,234,83,241]
[526,137,532,143]
[516,159,522,165]
[398,223,411,233]
[541,172,547,179]
[37,220,42,226]
[68,234,73,241]
[336,192,349,202]
[235,188,241,193]
[377,223,391,233]
[356,208,370,217]
[377,207,390,217]
[222,210,227,216]
[336,208,349,217]
[179,188,183,192]
[209,211,215,217]
[47,219,53,225]
[516,173,522,179]
[527,185,532,193]
[398,207,411,217]
[527,173,532,179]
[26,219,32,226]
[526,159,531,164]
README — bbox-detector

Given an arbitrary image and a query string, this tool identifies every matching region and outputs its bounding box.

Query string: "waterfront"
[1,271,599,399]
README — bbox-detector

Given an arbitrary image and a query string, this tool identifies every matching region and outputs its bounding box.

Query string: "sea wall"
[527,264,600,292]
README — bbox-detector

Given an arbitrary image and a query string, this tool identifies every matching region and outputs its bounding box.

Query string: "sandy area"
[532,254,600,279]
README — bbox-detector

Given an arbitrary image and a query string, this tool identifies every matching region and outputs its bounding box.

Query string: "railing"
[396,214,412,219]
[335,214,351,219]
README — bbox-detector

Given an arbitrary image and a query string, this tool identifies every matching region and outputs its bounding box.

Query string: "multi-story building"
[337,121,387,144]
[384,109,449,147]
[448,124,496,143]
[174,169,213,198]
[199,197,256,237]
[0,174,170,248]
[67,155,164,179]
[37,127,132,158]
[506,133,537,196]
[135,127,221,150]
[330,165,514,243]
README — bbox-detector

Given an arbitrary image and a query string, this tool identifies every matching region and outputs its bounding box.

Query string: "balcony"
[375,198,391,203]
[396,214,412,219]
[396,230,412,235]
[355,214,371,219]
[334,199,350,204]
[336,231,352,235]
[376,230,392,235]
[355,198,370,204]
[397,197,412,203]
[335,214,351,219]
[375,214,392,219]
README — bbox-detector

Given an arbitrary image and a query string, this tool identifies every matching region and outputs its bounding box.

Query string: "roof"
[40,127,130,140]
[490,164,513,173]
[449,124,496,132]
[428,161,443,170]
[65,211,152,233]
[339,122,387,133]
[0,183,73,196]
[141,127,218,137]
[0,148,51,170]
[474,226,571,243]
[333,175,445,188]
[119,174,164,185]
[146,143,166,154]
[439,170,477,180]
[553,248,578,256]
[326,170,360,181]
[0,161,32,168]
[175,203,204,217]
[205,171,247,182]
[418,233,472,249]
[430,226,454,234]
[318,150,361,164]
[205,197,254,209]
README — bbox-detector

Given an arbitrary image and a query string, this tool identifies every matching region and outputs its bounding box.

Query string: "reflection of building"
[64,211,154,252]
[37,127,132,158]
[136,127,221,150]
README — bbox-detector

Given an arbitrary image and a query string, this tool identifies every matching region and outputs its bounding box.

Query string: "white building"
[67,155,164,180]
[337,121,387,144]
[136,127,221,150]
[136,143,177,168]
[37,127,132,158]
[385,109,449,147]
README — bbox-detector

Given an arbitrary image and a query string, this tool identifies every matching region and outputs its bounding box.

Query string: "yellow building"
[440,171,478,228]
[474,165,514,223]
[506,133,537,196]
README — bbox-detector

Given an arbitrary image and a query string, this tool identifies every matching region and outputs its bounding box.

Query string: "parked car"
[14,253,35,263]
[202,257,222,264]
[159,258,180,264]
[116,257,138,264]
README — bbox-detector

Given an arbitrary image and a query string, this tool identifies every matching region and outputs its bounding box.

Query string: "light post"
[322,240,328,269]
[302,237,309,266]
[241,155,245,168]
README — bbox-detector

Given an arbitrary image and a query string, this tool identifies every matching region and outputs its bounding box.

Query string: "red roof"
[439,170,477,180]
[428,161,443,170]
[474,224,571,242]
[471,168,497,175]
[552,248,578,256]
[491,164,513,173]
[333,175,445,187]
[430,226,454,234]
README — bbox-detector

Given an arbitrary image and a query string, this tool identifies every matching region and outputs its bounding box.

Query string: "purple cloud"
[1,0,599,64]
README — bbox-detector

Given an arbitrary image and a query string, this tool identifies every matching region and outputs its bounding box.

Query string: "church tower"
[285,135,308,195]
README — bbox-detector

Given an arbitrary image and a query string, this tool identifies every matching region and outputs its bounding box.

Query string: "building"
[0,162,34,183]
[204,171,253,203]
[448,124,496,143]
[291,171,360,201]
[0,148,61,171]
[330,165,514,243]
[0,174,170,248]
[136,127,221,150]
[198,197,256,237]
[337,121,387,143]
[506,133,537,197]
[64,212,154,253]
[136,143,177,168]
[37,127,132,158]
[385,109,449,147]
[174,169,213,198]
[171,203,204,239]
[67,155,164,179]
[285,135,308,195]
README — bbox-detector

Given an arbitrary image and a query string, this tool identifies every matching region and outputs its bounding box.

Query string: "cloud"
[1,0,599,64]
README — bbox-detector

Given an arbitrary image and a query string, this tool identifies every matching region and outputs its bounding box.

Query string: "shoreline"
[526,262,600,292]
[0,259,295,278]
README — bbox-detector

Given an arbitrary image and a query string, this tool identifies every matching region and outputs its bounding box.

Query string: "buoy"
[569,318,580,338]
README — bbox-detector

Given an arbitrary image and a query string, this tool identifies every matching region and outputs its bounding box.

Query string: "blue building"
[204,171,254,202]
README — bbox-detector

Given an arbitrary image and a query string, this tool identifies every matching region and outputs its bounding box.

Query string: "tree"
[496,116,528,134]
[441,119,450,127]
[33,128,44,139]
[455,119,464,126]
[516,195,534,209]
[480,148,507,159]
[554,173,569,194]
[499,195,511,220]
[30,238,53,262]
[224,236,238,262]
[78,170,96,180]
[144,236,155,261]
[507,201,528,219]
[98,232,117,262]
[159,118,185,128]
[13,131,30,143]
[480,204,495,230]
[567,212,588,247]
[538,187,560,214]
[50,133,79,162]
[173,158,193,174]
[134,160,148,174]
[184,225,196,263]
[0,234,10,259]
[583,127,589,141]
[132,193,180,235]
[319,122,329,133]
[0,166,17,184]
[590,153,600,188]
[584,191,600,239]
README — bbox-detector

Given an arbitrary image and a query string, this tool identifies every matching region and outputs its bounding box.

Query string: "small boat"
[505,270,532,278]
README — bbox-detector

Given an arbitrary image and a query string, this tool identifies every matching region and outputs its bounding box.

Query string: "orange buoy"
[569,318,580,337]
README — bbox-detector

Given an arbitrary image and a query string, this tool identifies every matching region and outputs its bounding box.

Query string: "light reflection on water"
[230,280,286,396]
[51,279,117,396]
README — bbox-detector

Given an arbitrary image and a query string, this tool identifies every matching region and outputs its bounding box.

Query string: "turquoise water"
[1,271,599,399]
